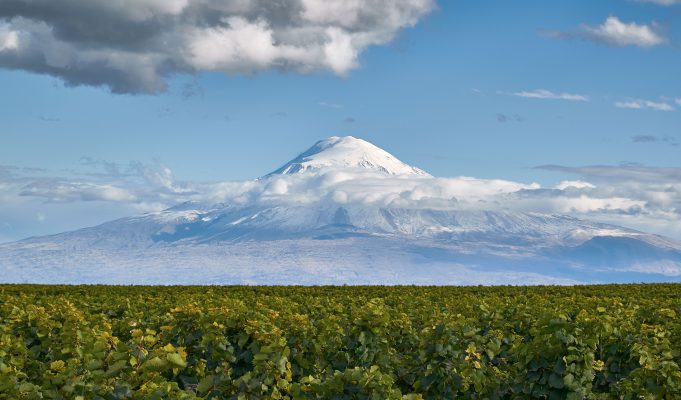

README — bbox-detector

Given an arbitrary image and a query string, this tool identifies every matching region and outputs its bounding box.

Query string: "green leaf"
[166,353,187,368]
[18,382,35,393]
[197,375,214,394]
[563,373,576,390]
[142,356,168,371]
[86,359,103,370]
[548,373,564,389]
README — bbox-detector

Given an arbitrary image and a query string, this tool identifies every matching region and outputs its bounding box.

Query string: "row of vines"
[1,284,680,399]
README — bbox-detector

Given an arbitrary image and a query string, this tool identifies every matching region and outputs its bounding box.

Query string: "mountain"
[1,136,680,285]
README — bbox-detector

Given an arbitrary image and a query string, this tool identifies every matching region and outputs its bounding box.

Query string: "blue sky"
[1,0,680,242]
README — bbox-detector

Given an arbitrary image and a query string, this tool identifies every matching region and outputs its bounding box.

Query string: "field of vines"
[1,284,680,399]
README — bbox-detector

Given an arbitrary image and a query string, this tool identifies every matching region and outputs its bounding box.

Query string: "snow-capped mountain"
[266,136,430,177]
[1,136,680,285]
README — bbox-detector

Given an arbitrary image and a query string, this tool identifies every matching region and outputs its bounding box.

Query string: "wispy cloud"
[537,163,681,183]
[181,80,204,101]
[633,0,681,5]
[1,159,195,208]
[615,99,675,111]
[504,89,589,102]
[20,182,138,203]
[632,135,658,143]
[631,135,679,146]
[37,115,60,123]
[319,101,343,109]
[543,16,667,48]
[496,113,524,123]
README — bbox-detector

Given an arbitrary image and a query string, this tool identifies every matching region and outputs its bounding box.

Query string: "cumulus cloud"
[0,0,435,93]
[0,23,19,50]
[504,89,589,102]
[615,99,675,111]
[582,16,666,47]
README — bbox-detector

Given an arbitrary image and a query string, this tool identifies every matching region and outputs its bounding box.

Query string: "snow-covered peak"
[266,136,431,177]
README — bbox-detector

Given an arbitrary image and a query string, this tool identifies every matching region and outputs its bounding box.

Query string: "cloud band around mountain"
[2,157,681,241]
[0,0,435,93]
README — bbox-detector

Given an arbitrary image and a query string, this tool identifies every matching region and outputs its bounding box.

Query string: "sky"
[0,0,680,242]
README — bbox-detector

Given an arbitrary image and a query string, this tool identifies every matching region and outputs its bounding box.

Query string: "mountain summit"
[266,136,430,177]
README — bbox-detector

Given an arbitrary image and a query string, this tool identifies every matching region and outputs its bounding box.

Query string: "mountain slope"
[1,136,680,285]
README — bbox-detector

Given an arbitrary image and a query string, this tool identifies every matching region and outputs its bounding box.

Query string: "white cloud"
[319,101,343,109]
[536,164,681,238]
[20,182,138,203]
[0,23,19,51]
[516,194,645,214]
[615,101,643,109]
[583,16,666,47]
[507,89,589,102]
[0,0,435,93]
[323,27,358,75]
[615,99,675,111]
[554,180,596,190]
[645,101,673,111]
[676,98,681,106]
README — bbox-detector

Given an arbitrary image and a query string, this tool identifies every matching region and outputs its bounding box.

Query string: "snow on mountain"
[1,136,680,285]
[266,136,430,177]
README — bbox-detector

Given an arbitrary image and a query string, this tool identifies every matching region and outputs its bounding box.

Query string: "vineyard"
[1,284,680,399]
